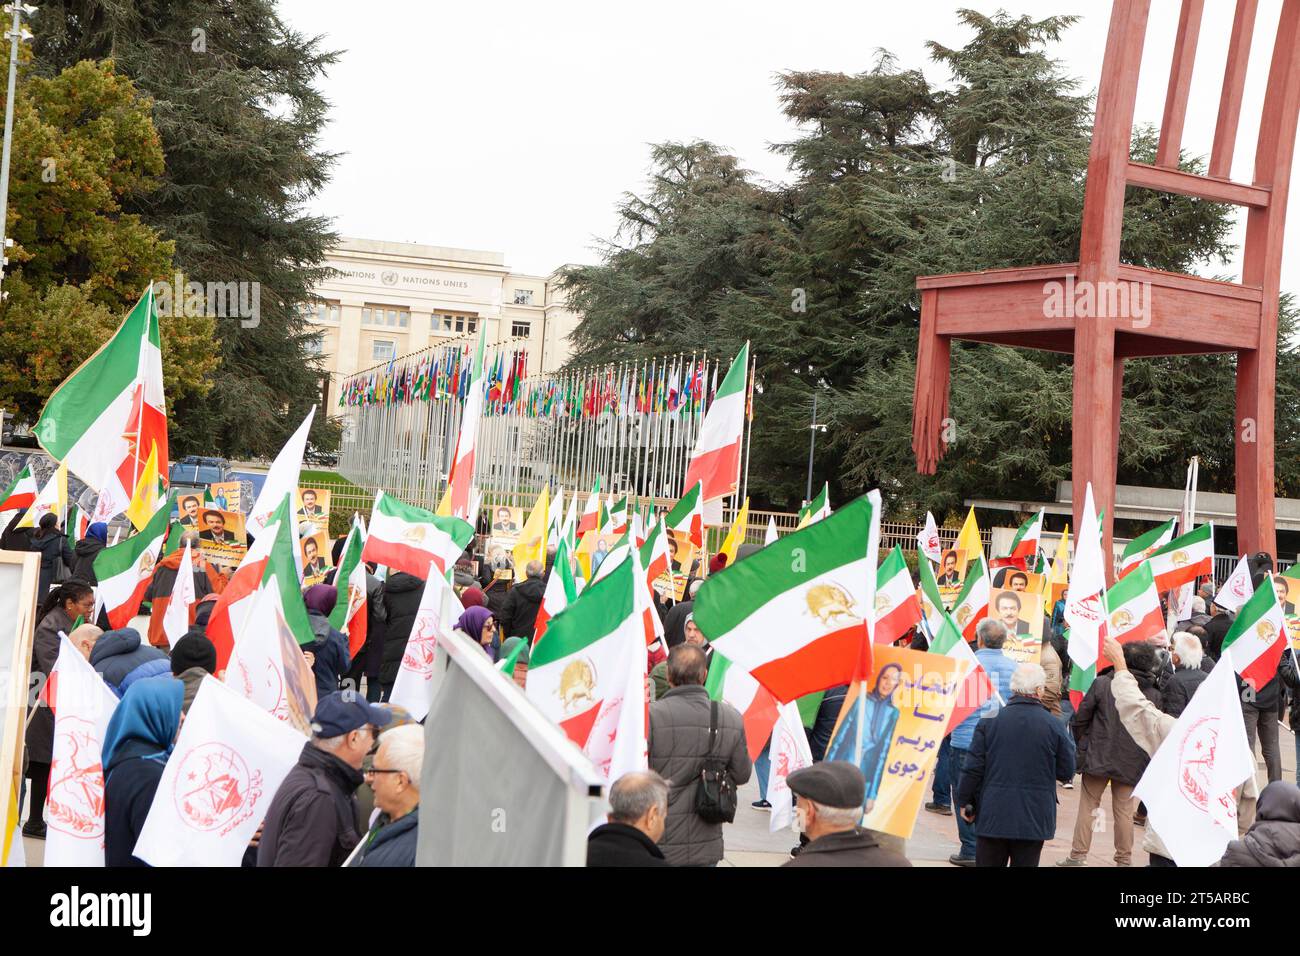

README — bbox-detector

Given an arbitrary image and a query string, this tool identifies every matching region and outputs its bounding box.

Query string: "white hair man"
[781,761,910,867]
[1160,632,1209,718]
[350,723,424,867]
[956,662,1076,867]
[587,770,671,867]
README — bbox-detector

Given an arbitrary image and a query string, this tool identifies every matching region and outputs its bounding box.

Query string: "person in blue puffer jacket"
[946,618,1019,866]
[90,627,172,698]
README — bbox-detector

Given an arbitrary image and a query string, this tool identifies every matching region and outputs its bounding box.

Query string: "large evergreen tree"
[33,0,340,458]
[561,9,1289,521]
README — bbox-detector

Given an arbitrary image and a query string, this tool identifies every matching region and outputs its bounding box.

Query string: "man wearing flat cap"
[258,691,393,867]
[781,761,912,868]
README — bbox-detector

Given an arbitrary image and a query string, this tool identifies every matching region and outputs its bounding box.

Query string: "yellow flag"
[17,460,67,529]
[1044,524,1070,614]
[124,444,160,531]
[955,506,983,571]
[434,483,453,516]
[2,784,20,867]
[718,497,749,565]
[512,486,549,581]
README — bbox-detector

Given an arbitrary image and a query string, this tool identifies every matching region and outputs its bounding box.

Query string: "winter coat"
[351,810,419,867]
[1205,611,1235,660]
[1160,666,1208,718]
[258,742,363,867]
[29,530,74,598]
[1072,668,1161,785]
[90,628,172,699]
[782,827,912,868]
[807,685,848,761]
[25,606,74,764]
[951,647,1019,750]
[1279,651,1300,729]
[143,550,224,648]
[586,822,671,867]
[379,572,425,687]
[359,572,388,678]
[956,695,1076,840]
[70,535,104,585]
[1111,669,1258,860]
[1040,640,1064,716]
[648,684,752,866]
[103,744,168,867]
[1219,782,1300,867]
[306,610,351,700]
[176,666,210,715]
[497,576,545,640]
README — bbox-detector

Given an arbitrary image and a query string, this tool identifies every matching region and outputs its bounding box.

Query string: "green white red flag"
[0,463,37,513]
[926,607,993,734]
[692,491,881,703]
[34,286,168,518]
[1221,575,1287,692]
[362,490,474,578]
[683,342,747,503]
[91,493,173,629]
[1145,523,1214,593]
[330,516,369,658]
[874,545,921,645]
[796,482,831,529]
[1007,508,1044,561]
[949,552,989,640]
[1105,561,1165,645]
[1118,518,1176,578]
[665,481,704,547]
[705,652,779,763]
[577,478,602,538]
[527,551,648,780]
[533,536,578,646]
[223,574,318,735]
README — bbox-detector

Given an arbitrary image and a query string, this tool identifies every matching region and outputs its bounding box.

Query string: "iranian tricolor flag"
[18,460,67,529]
[875,545,921,645]
[67,504,89,542]
[1145,523,1214,593]
[693,491,881,703]
[133,677,306,867]
[1214,555,1253,614]
[526,552,648,781]
[1105,562,1165,645]
[389,562,464,722]
[927,607,993,734]
[1007,508,1044,562]
[559,493,579,551]
[244,407,314,540]
[224,576,317,735]
[1118,518,1177,579]
[949,553,990,641]
[665,481,704,547]
[796,482,831,529]
[330,516,369,659]
[547,485,565,543]
[162,538,197,648]
[917,554,948,641]
[1221,576,1287,692]
[362,490,474,578]
[533,536,578,647]
[447,325,487,519]
[0,463,37,513]
[607,495,629,535]
[91,494,173,629]
[33,286,168,516]
[683,342,748,504]
[641,516,671,584]
[590,519,665,647]
[706,652,779,763]
[44,635,119,868]
[577,478,602,538]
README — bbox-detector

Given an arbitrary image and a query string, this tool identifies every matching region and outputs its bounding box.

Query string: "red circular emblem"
[47,717,106,840]
[173,742,263,835]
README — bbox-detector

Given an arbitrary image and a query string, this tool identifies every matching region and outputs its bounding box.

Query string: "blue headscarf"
[87,522,108,544]
[101,677,184,772]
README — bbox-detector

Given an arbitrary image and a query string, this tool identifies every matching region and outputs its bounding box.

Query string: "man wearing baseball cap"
[258,691,393,867]
[782,761,911,868]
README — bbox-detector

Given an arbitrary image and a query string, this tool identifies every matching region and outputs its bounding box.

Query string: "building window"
[511,320,531,338]
[365,305,409,328]
[372,339,395,361]
[435,312,477,334]
[302,300,339,323]
[513,289,533,306]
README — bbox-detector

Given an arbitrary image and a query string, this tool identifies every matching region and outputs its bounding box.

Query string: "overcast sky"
[277,0,1295,287]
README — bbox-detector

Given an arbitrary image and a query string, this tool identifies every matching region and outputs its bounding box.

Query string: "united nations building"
[300,237,582,409]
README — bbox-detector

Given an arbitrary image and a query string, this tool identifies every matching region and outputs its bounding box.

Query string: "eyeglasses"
[364,767,403,779]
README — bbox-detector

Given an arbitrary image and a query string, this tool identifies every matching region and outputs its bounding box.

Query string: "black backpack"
[694,700,738,824]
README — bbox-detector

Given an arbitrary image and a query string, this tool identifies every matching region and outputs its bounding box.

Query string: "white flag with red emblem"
[388,562,464,721]
[766,700,814,832]
[133,677,306,867]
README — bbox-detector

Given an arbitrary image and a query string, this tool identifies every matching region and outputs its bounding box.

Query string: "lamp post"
[0,3,36,302]
[805,392,826,503]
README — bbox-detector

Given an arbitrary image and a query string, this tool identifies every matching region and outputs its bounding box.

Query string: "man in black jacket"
[587,770,670,867]
[258,692,392,867]
[498,560,545,641]
[379,571,426,701]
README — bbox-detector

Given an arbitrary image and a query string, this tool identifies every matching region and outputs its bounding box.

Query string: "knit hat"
[87,522,108,544]
[170,630,218,676]
[460,586,487,608]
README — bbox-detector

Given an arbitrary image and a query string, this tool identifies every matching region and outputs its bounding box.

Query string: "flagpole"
[741,346,755,508]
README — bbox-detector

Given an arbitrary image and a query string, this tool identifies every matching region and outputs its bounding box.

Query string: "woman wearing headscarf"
[29,512,74,598]
[23,581,96,838]
[303,583,351,700]
[102,677,184,866]
[71,521,109,584]
[454,606,499,662]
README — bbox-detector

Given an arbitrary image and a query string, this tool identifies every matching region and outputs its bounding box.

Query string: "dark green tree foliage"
[560,9,1289,520]
[33,0,340,457]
